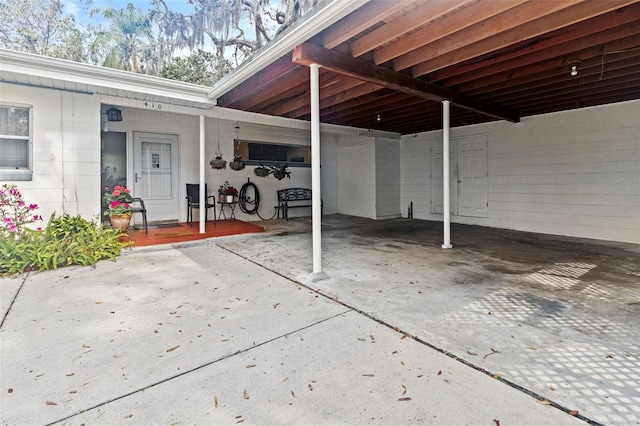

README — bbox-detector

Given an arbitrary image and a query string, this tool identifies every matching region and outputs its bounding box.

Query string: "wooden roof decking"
[216,0,640,135]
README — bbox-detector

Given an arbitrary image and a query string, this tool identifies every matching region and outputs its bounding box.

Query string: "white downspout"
[310,63,327,281]
[199,115,206,234]
[442,100,453,249]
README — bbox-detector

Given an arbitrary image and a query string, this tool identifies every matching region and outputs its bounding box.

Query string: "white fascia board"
[0,48,214,105]
[207,0,369,100]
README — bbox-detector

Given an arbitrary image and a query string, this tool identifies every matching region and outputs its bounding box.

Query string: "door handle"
[457,180,462,183]
[135,173,141,182]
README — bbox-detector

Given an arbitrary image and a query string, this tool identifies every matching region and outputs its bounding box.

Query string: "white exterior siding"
[400,100,640,244]
[0,83,101,223]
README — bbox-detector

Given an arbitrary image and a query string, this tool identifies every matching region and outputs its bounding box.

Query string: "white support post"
[199,115,206,234]
[442,100,453,249]
[310,63,327,281]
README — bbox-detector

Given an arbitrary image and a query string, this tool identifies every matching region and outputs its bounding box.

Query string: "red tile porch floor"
[119,220,264,247]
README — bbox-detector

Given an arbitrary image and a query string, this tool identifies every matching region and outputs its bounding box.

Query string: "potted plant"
[229,154,245,171]
[210,154,227,170]
[225,186,238,203]
[104,185,133,231]
[254,163,271,178]
[269,163,291,180]
[218,180,230,202]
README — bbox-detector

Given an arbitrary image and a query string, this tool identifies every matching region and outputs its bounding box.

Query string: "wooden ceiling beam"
[217,56,300,107]
[321,0,408,49]
[372,0,526,66]
[350,0,473,58]
[271,79,377,117]
[292,42,520,123]
[428,3,640,84]
[412,0,639,77]
[456,34,638,93]
[396,0,583,73]
[317,90,399,121]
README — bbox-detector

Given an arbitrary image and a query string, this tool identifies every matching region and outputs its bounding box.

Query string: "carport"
[207,0,640,275]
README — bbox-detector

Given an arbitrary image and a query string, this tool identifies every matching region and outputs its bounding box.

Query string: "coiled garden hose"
[239,180,277,220]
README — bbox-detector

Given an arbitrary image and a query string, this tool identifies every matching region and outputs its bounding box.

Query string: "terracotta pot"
[110,213,132,231]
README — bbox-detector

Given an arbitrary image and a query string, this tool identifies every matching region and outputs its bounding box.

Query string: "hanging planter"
[270,163,291,180]
[229,155,245,171]
[210,142,227,169]
[254,164,271,177]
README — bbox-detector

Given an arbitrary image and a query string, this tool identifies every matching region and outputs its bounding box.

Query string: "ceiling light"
[569,61,580,77]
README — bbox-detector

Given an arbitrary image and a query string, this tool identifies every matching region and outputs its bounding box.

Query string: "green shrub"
[0,213,129,276]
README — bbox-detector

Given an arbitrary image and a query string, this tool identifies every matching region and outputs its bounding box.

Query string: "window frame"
[0,103,33,181]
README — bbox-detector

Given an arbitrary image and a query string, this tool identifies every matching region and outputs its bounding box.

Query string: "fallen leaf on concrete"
[467,350,477,356]
[69,390,77,394]
[549,385,555,390]
[308,384,313,391]
[243,390,249,399]
[273,303,279,309]
[166,345,180,352]
[401,385,407,395]
[437,370,442,376]
[246,365,256,368]
[82,344,90,348]
[398,397,412,401]
[493,419,500,426]
[8,388,13,393]
[291,390,295,397]
[605,354,613,359]
[236,419,245,424]
[46,401,57,405]
[124,414,132,418]
[357,338,366,341]
[66,373,74,376]
[487,311,492,315]
[400,334,408,340]
[282,377,288,382]
[95,302,104,304]
[569,410,579,416]
[362,374,374,377]
[214,396,218,408]
[536,399,551,405]
[493,374,503,380]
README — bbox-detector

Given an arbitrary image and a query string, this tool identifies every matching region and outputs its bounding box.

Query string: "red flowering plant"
[0,184,42,235]
[103,185,133,216]
[225,186,238,196]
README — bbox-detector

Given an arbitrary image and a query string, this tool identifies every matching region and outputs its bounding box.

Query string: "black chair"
[186,184,216,225]
[130,197,148,234]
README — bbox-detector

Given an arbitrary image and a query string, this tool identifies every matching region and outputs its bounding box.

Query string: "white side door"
[457,135,488,217]
[133,132,180,222]
[430,140,457,215]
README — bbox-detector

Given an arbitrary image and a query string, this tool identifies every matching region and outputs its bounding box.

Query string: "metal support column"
[199,115,206,234]
[310,63,327,280]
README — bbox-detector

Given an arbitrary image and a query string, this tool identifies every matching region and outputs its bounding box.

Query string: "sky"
[61,0,196,23]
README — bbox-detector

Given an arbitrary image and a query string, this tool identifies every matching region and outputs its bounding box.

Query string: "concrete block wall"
[0,83,101,225]
[400,100,640,244]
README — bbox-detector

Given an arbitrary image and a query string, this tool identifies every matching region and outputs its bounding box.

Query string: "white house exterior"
[1,1,639,246]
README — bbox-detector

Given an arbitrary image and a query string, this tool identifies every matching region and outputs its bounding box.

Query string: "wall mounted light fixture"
[106,107,122,122]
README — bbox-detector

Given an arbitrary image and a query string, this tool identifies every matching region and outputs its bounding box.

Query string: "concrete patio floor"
[1,214,638,425]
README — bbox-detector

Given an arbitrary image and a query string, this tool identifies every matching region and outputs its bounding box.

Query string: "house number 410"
[144,102,162,110]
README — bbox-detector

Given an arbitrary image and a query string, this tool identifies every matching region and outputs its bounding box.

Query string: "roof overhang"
[0,48,215,109]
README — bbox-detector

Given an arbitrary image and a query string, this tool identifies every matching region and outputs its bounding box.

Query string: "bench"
[276,188,322,220]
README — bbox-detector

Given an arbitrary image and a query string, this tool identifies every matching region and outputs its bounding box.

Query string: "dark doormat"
[148,222,182,229]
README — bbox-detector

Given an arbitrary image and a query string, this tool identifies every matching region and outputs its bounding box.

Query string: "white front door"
[457,135,488,218]
[133,132,179,222]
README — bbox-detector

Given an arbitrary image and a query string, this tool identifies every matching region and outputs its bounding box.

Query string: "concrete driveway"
[1,215,638,425]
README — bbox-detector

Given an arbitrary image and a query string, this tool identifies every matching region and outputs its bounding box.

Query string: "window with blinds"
[0,105,31,171]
